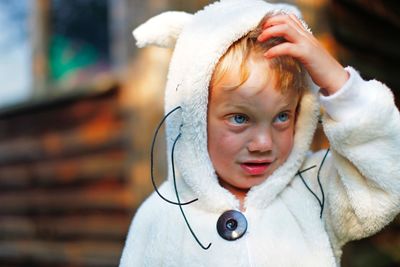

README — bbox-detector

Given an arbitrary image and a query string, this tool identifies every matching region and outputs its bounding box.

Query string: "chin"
[241,177,267,189]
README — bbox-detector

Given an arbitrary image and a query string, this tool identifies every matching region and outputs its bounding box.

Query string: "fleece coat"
[120,0,400,266]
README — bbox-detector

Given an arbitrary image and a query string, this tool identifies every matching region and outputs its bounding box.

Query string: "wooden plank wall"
[0,88,134,267]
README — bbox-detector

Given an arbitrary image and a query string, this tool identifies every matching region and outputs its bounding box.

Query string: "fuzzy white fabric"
[121,0,400,266]
[133,11,193,48]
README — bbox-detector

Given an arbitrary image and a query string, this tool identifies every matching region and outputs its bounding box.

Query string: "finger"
[288,13,305,30]
[262,14,289,28]
[288,13,312,35]
[262,14,303,32]
[260,14,308,42]
[263,42,301,60]
[257,23,300,43]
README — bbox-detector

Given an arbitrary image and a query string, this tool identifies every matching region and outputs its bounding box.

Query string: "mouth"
[240,160,273,176]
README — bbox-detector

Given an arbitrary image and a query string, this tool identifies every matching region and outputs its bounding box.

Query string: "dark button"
[226,219,237,231]
[216,210,247,241]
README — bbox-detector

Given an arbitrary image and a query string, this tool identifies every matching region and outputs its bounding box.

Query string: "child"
[120,0,400,266]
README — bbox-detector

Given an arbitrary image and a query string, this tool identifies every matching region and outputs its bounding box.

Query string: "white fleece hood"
[133,0,320,213]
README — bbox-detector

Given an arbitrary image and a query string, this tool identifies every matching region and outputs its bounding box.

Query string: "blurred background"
[0,0,398,266]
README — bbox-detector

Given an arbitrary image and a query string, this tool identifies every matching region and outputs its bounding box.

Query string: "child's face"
[207,57,299,197]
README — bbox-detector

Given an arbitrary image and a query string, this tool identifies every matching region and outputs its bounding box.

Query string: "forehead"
[211,57,298,105]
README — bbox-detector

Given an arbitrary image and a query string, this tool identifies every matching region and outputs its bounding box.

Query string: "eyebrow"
[277,101,298,110]
[221,85,241,91]
[221,102,250,110]
[222,101,296,113]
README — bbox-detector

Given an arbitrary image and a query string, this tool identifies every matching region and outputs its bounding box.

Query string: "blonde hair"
[210,15,307,96]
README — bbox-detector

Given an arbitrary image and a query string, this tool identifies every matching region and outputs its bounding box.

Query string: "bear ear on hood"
[132,11,193,48]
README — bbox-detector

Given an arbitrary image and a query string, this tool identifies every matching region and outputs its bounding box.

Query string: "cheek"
[208,127,242,164]
[275,129,295,159]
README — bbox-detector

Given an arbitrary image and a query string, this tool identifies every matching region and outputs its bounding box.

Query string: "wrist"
[319,66,367,122]
[321,67,349,96]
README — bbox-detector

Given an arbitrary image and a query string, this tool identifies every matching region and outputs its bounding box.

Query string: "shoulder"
[132,182,176,226]
[119,182,176,266]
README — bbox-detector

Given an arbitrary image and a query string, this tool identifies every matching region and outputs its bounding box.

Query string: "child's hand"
[257,14,349,96]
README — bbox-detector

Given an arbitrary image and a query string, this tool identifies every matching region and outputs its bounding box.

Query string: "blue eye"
[230,114,248,125]
[275,112,289,123]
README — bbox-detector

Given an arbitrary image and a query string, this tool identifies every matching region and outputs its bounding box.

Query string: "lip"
[240,160,273,176]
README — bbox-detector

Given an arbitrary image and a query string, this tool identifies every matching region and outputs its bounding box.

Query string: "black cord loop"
[297,148,330,219]
[150,106,197,206]
[171,133,212,250]
[150,106,210,249]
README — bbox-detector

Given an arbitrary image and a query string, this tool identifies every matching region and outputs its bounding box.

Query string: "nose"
[247,127,273,153]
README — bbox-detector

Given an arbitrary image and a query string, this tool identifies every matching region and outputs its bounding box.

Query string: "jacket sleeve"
[319,67,400,247]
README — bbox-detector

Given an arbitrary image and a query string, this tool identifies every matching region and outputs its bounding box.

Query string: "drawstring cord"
[151,106,211,250]
[150,106,197,206]
[297,148,330,219]
[151,105,330,248]
[171,133,212,249]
